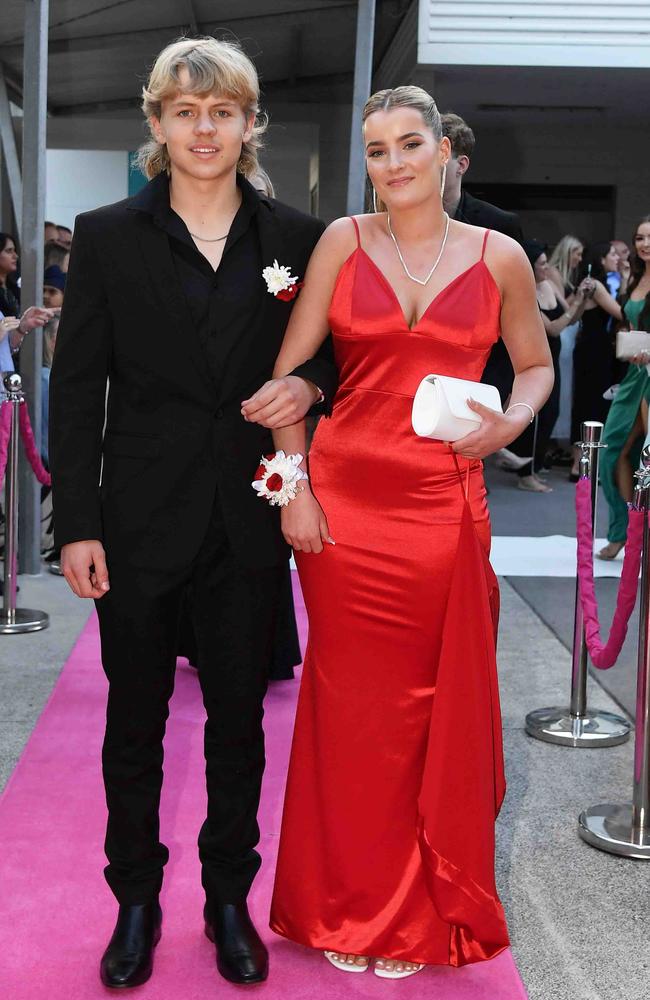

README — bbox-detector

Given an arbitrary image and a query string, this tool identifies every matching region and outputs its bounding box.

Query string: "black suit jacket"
[50,179,330,571]
[454,190,523,244]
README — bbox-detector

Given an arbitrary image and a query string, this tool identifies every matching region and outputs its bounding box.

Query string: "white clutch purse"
[616,330,650,360]
[411,374,502,442]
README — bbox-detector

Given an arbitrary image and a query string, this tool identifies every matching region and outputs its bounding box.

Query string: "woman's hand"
[0,316,20,341]
[281,487,334,554]
[451,400,531,459]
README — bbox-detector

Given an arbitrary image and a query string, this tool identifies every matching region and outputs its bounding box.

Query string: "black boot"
[204,900,268,984]
[100,902,162,989]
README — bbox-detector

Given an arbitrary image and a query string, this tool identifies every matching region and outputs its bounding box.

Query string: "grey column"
[346,0,376,216]
[0,65,23,224]
[18,0,49,574]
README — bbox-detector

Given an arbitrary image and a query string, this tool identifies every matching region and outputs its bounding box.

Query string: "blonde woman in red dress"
[244,86,553,980]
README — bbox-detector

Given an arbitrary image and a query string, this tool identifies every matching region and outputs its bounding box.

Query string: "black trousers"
[95,499,282,906]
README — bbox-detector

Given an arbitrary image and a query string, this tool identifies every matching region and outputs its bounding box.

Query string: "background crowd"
[439,115,650,560]
[0,221,65,573]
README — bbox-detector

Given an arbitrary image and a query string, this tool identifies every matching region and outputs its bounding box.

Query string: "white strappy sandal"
[373,958,424,979]
[323,950,370,973]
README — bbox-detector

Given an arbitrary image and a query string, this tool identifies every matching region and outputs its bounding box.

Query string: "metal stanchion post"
[525,421,631,747]
[578,448,650,858]
[0,373,49,634]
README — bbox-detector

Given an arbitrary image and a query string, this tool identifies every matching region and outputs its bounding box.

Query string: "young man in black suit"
[50,37,335,989]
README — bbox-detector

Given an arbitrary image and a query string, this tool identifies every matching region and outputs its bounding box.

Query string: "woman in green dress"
[598,215,650,559]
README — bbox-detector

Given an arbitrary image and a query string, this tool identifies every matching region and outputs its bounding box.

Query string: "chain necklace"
[386,212,450,286]
[188,231,228,242]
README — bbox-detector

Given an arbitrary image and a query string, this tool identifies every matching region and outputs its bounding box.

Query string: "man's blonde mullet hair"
[137,36,267,180]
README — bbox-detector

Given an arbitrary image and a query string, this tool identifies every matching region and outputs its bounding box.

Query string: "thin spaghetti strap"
[448,445,471,503]
[349,215,361,248]
[481,229,490,260]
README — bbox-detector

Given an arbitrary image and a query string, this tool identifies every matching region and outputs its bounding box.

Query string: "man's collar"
[127,170,273,217]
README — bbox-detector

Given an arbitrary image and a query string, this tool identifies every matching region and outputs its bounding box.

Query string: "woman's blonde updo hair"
[137,36,267,180]
[362,86,443,212]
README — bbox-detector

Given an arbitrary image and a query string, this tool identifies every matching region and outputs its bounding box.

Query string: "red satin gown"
[270,219,510,967]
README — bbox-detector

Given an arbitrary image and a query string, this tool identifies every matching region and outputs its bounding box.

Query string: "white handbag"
[616,329,650,360]
[411,374,502,442]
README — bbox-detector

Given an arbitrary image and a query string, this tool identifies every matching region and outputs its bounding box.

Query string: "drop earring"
[372,187,379,213]
[440,162,447,198]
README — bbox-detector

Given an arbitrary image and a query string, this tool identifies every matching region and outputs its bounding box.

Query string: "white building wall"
[419,0,650,68]
[260,122,319,214]
[46,149,129,228]
[266,102,353,223]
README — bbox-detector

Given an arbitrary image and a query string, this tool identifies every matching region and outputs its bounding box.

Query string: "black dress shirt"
[139,172,263,391]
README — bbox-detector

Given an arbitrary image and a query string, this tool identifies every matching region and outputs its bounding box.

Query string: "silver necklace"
[188,231,228,243]
[386,212,450,286]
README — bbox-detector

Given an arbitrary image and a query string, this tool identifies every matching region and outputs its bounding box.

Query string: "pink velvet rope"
[575,476,644,669]
[0,401,11,486]
[18,401,51,486]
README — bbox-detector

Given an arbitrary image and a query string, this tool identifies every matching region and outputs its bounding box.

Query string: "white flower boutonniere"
[262,260,303,301]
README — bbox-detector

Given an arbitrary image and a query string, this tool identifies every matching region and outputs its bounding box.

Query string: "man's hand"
[19,306,55,332]
[61,540,110,599]
[9,306,56,351]
[241,376,321,429]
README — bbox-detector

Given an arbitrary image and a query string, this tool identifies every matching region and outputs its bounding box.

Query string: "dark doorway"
[464,183,616,249]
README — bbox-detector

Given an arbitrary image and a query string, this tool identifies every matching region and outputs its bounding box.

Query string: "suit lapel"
[256,198,288,330]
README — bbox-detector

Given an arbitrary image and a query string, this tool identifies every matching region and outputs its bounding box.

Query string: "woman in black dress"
[570,242,626,477]
[510,241,588,492]
[0,232,20,318]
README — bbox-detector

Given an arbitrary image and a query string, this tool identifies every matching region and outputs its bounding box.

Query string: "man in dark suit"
[441,113,523,401]
[50,38,335,990]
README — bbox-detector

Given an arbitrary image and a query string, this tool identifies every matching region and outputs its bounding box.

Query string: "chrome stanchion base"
[578,803,650,859]
[0,608,49,634]
[525,706,631,747]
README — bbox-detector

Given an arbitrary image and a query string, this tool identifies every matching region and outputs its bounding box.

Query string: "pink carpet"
[0,574,527,998]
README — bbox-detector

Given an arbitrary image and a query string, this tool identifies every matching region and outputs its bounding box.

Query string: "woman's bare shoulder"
[482,229,531,282]
[482,227,524,259]
[307,216,360,271]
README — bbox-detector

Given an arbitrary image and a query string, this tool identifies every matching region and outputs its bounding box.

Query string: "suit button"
[214,407,224,419]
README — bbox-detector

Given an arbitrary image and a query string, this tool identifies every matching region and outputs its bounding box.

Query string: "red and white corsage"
[262,259,303,302]
[252,451,309,507]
